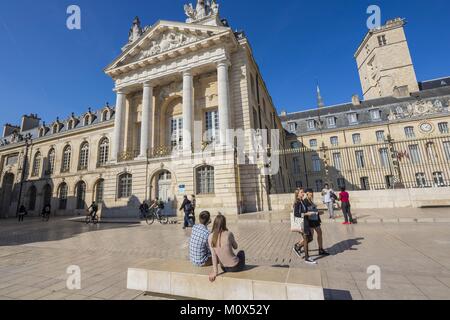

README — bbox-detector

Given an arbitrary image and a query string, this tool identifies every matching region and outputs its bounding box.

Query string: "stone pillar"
[139,82,153,158]
[182,70,194,153]
[111,90,126,162]
[217,60,231,146]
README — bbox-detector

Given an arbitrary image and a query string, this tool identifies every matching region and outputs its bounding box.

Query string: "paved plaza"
[0,210,450,300]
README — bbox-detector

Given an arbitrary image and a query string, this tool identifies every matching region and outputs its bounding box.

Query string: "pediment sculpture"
[388,99,447,121]
[125,31,208,65]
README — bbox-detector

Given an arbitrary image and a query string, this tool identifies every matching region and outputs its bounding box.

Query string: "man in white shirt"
[321,184,335,219]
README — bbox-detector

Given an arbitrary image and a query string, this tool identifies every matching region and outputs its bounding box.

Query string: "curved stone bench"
[127,259,324,300]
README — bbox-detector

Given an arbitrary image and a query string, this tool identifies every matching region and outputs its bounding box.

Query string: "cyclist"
[151,198,165,219]
[41,204,51,221]
[87,201,99,221]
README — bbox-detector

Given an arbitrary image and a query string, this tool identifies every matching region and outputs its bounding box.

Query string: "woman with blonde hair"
[208,214,245,282]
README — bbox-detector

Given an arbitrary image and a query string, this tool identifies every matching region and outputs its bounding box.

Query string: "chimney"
[393,85,410,98]
[3,124,20,138]
[352,94,361,106]
[20,114,41,132]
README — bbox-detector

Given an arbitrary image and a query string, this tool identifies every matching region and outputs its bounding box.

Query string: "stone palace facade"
[1,3,449,218]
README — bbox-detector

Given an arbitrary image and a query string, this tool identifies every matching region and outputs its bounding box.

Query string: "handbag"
[291,209,304,232]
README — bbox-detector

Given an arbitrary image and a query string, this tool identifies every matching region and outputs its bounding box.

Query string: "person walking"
[208,214,245,282]
[189,211,212,267]
[321,184,336,219]
[87,201,99,220]
[292,188,316,264]
[179,195,193,230]
[18,205,27,222]
[304,189,330,259]
[191,195,197,224]
[339,187,354,225]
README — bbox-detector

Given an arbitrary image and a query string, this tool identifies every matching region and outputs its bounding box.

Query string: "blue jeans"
[184,211,190,227]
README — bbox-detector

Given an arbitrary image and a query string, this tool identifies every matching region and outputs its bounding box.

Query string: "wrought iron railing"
[282,134,450,192]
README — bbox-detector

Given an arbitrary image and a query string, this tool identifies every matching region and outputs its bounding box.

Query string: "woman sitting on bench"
[208,214,245,282]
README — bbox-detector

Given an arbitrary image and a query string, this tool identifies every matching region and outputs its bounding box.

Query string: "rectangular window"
[327,117,336,128]
[170,117,183,150]
[253,108,259,129]
[355,150,365,168]
[348,113,358,125]
[379,148,390,167]
[352,134,361,145]
[6,155,18,166]
[333,152,342,171]
[337,178,346,189]
[370,109,381,121]
[376,130,385,142]
[377,35,387,46]
[293,157,301,175]
[312,155,321,172]
[405,127,415,139]
[288,122,297,133]
[409,145,421,164]
[444,141,450,161]
[360,177,370,190]
[307,120,316,130]
[330,136,339,146]
[438,122,449,134]
[309,139,318,149]
[205,110,220,144]
[433,172,445,187]
[416,173,427,188]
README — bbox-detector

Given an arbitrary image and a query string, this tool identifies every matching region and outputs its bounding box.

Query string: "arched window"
[84,115,90,126]
[27,186,37,211]
[102,110,109,122]
[98,138,109,166]
[31,152,41,177]
[196,166,215,194]
[67,120,74,130]
[94,179,104,203]
[47,149,56,175]
[78,142,89,170]
[39,128,45,138]
[58,183,68,210]
[52,125,59,134]
[62,145,72,172]
[76,181,86,209]
[118,173,132,198]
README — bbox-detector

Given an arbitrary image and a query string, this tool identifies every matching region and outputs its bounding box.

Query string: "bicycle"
[41,212,50,222]
[145,207,168,225]
[85,210,99,225]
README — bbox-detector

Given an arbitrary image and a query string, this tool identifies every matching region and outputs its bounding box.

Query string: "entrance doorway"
[154,170,175,216]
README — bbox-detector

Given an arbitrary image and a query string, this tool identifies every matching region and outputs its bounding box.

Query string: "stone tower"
[354,18,419,100]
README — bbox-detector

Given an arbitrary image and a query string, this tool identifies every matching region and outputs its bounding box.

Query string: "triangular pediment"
[105,20,232,73]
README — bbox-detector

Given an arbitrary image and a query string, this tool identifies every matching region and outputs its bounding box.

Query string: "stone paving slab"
[1,214,450,300]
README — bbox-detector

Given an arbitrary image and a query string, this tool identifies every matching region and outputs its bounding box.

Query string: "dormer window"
[39,128,45,138]
[288,122,297,133]
[52,125,59,134]
[84,115,90,126]
[370,109,381,121]
[348,113,358,125]
[307,120,316,131]
[67,120,74,130]
[327,117,336,128]
[102,110,109,122]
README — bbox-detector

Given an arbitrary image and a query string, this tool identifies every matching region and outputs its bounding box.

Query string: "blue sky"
[0,0,449,126]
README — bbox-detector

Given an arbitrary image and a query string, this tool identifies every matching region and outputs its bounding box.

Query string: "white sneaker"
[305,257,317,265]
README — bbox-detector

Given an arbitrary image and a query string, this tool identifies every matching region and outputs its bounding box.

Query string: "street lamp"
[16,133,33,216]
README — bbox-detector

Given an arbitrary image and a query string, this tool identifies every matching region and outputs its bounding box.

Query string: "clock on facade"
[419,122,434,134]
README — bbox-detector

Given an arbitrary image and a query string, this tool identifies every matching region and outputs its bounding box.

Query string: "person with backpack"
[179,195,193,230]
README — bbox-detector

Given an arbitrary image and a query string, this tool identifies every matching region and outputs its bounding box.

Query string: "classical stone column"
[182,70,194,153]
[217,60,231,146]
[139,82,153,158]
[111,90,126,162]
